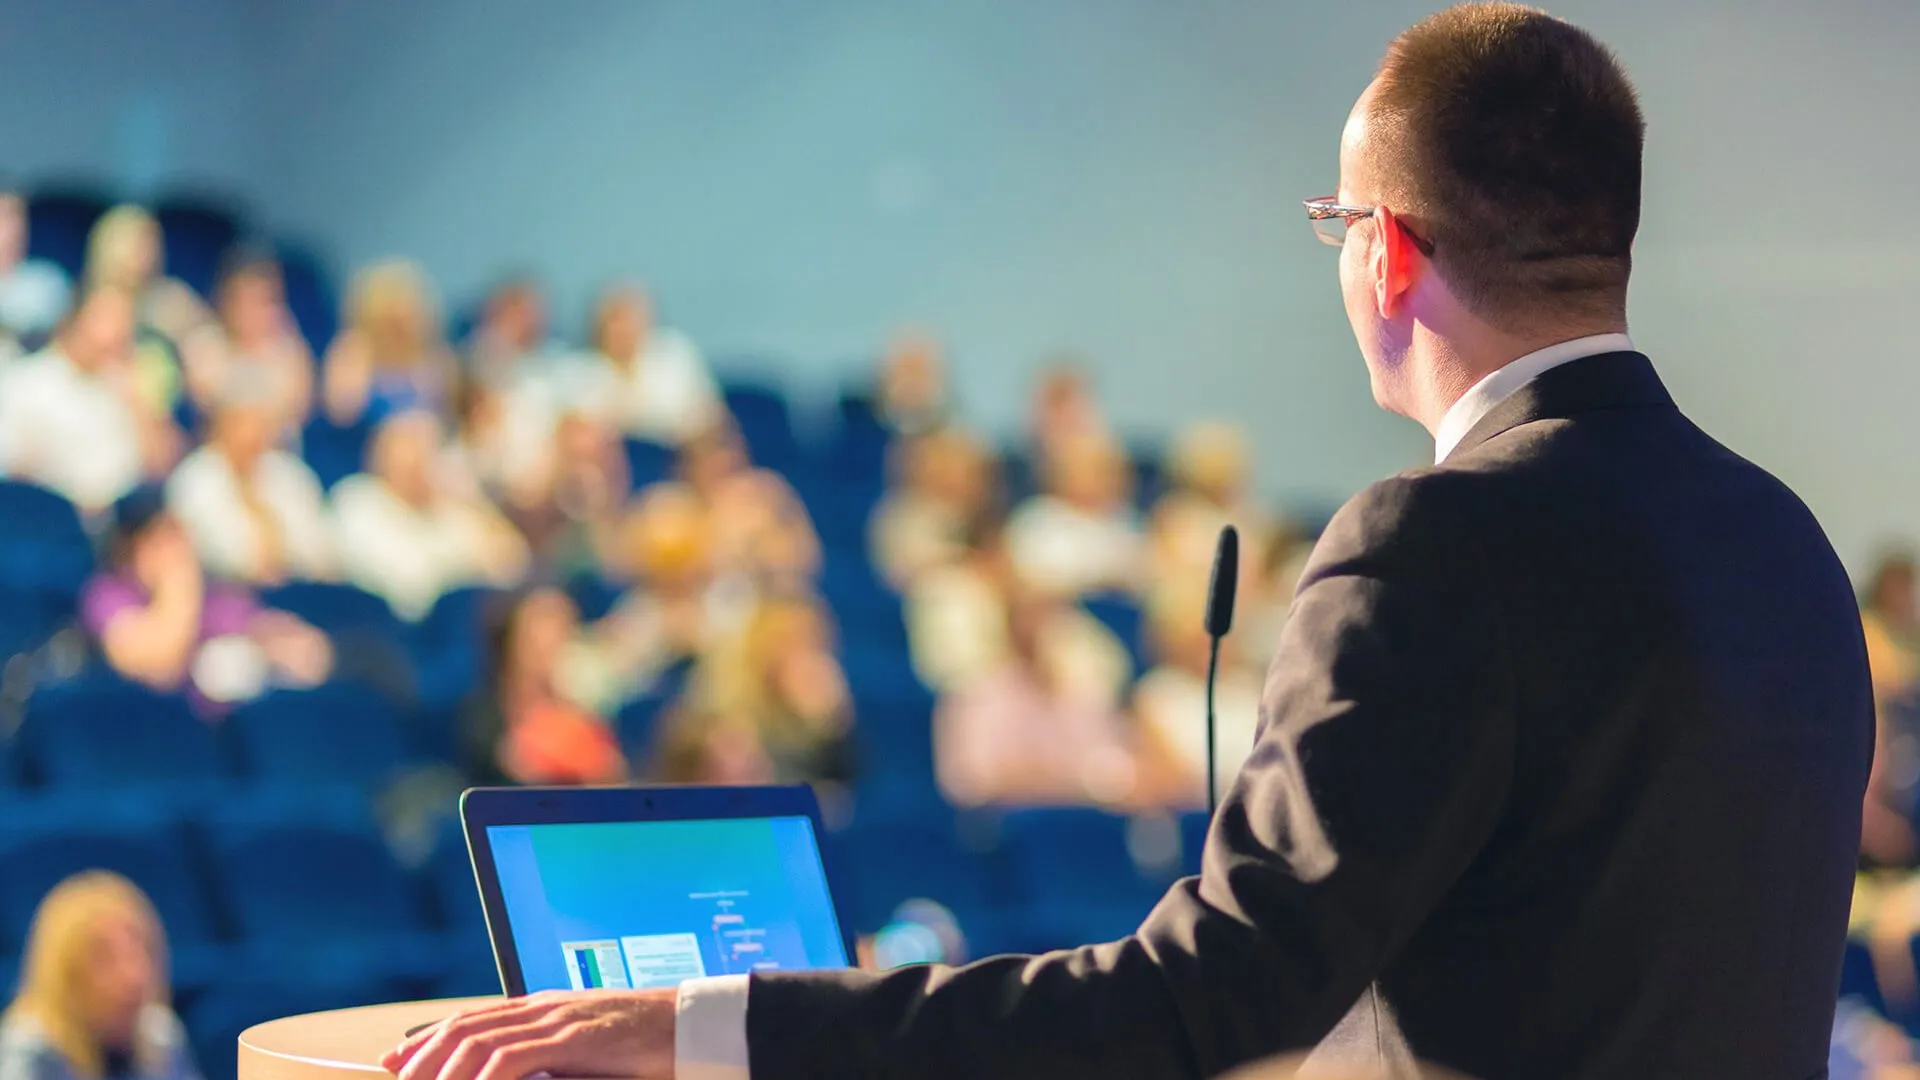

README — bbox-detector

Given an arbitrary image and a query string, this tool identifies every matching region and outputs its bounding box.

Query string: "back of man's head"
[1368,3,1644,331]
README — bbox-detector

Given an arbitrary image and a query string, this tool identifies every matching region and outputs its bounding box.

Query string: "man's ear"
[1371,206,1422,319]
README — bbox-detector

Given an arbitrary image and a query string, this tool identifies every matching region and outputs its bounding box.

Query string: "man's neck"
[1411,319,1628,435]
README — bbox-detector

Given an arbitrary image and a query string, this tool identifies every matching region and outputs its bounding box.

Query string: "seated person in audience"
[84,206,215,404]
[321,259,457,426]
[464,275,554,390]
[1149,420,1270,586]
[1130,585,1264,808]
[499,409,630,581]
[1228,526,1310,667]
[461,587,627,787]
[679,423,821,592]
[563,484,755,711]
[650,707,777,786]
[0,871,200,1080]
[81,487,331,715]
[332,409,529,619]
[934,583,1142,808]
[908,518,1130,702]
[869,426,999,589]
[167,387,334,585]
[693,593,856,786]
[554,282,721,446]
[183,252,313,434]
[1005,430,1144,597]
[0,285,179,514]
[0,183,72,355]
[1864,550,1919,706]
[1027,360,1112,464]
[1860,550,1920,868]
[872,329,951,437]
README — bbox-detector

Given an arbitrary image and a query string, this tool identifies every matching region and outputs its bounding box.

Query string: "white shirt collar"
[1432,332,1635,463]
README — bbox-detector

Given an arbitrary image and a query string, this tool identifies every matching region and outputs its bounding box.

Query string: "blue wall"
[5,0,1919,567]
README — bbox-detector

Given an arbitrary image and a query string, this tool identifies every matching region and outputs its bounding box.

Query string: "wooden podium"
[238,999,499,1080]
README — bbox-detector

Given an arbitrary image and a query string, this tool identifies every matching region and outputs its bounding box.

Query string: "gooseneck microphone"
[1203,525,1240,814]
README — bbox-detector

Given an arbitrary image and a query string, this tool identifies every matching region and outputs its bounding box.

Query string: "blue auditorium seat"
[796,475,888,556]
[1082,592,1149,676]
[154,195,244,301]
[722,381,801,469]
[261,580,401,636]
[823,392,890,486]
[622,438,676,490]
[0,586,75,664]
[821,556,903,640]
[19,676,225,787]
[227,683,408,790]
[566,573,626,623]
[1000,448,1039,504]
[426,815,495,984]
[0,794,225,989]
[998,808,1181,951]
[25,186,111,280]
[187,978,408,1080]
[204,793,444,987]
[301,416,375,491]
[0,481,94,599]
[1130,442,1166,512]
[1180,811,1212,877]
[276,241,339,352]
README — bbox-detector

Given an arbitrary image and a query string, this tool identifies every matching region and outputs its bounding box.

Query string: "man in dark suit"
[388,5,1872,1078]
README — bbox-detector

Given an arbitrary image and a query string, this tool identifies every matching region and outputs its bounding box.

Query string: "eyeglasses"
[1302,197,1435,255]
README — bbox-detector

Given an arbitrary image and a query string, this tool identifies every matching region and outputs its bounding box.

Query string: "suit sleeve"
[747,475,1518,1080]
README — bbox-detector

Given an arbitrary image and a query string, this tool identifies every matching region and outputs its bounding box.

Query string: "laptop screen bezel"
[459,784,854,996]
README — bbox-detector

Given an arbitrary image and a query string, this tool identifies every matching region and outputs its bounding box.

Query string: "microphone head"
[1204,524,1240,638]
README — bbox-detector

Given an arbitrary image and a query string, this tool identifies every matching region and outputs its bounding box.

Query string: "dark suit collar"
[1443,351,1672,462]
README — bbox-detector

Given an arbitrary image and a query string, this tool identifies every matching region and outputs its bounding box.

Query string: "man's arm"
[748,474,1518,1080]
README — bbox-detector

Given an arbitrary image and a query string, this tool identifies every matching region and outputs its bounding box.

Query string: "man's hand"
[383,990,677,1080]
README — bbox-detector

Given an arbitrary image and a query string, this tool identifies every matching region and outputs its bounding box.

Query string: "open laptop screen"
[486,815,849,991]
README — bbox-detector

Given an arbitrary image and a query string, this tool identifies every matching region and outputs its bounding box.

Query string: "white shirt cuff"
[675,974,752,1080]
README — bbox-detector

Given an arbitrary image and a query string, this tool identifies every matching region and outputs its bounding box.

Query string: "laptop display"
[468,790,850,994]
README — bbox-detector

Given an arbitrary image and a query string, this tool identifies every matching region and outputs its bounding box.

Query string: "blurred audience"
[693,593,857,786]
[81,488,330,715]
[321,259,457,426]
[184,253,313,433]
[167,389,333,585]
[1131,585,1264,807]
[0,184,71,353]
[906,519,1129,702]
[563,484,753,711]
[1230,527,1311,667]
[0,285,178,513]
[1005,430,1143,597]
[332,409,529,619]
[934,583,1141,808]
[650,705,776,786]
[499,409,630,580]
[872,331,951,438]
[461,587,627,787]
[1864,550,1919,706]
[464,276,554,390]
[868,426,998,589]
[1149,421,1270,589]
[556,283,721,446]
[84,206,215,391]
[1028,361,1111,464]
[0,872,200,1080]
[679,424,820,593]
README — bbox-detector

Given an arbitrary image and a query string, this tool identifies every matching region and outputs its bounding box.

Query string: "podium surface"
[239,998,499,1080]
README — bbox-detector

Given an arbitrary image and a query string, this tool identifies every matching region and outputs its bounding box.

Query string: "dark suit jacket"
[749,352,1874,1079]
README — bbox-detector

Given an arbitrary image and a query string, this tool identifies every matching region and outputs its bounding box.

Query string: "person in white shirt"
[332,409,529,619]
[1005,430,1144,597]
[0,186,71,354]
[167,388,334,585]
[1131,585,1263,808]
[465,276,561,391]
[0,286,174,513]
[553,283,722,446]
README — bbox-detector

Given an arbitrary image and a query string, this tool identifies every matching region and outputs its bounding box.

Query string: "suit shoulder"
[1313,469,1493,575]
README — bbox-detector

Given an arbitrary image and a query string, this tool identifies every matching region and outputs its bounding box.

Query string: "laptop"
[461,785,854,996]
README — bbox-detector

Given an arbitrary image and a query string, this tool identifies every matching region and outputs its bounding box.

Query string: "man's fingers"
[386,999,533,1072]
[472,1024,588,1080]
[395,998,551,1080]
[435,1015,577,1080]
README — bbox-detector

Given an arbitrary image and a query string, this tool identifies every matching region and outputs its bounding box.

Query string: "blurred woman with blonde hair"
[0,872,198,1080]
[321,259,457,425]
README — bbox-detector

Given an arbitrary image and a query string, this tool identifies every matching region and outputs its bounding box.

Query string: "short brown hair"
[1368,3,1644,328]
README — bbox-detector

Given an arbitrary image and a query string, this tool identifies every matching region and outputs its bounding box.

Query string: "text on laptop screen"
[487,816,848,991]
